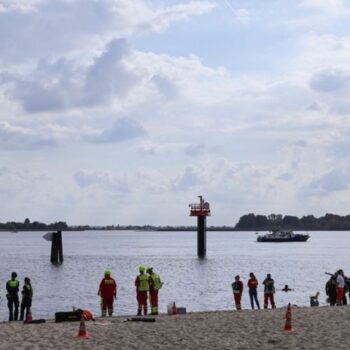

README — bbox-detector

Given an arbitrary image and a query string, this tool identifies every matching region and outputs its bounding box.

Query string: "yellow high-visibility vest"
[151,273,163,290]
[138,274,149,292]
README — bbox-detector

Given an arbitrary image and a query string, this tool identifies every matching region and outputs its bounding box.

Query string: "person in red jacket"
[98,269,117,317]
[232,275,244,310]
[247,272,260,309]
[135,265,149,316]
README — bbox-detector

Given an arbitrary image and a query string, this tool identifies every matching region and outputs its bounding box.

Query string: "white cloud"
[3,0,350,224]
[310,68,350,93]
[88,118,147,143]
[4,39,139,112]
[184,143,206,157]
[138,1,216,33]
[171,166,201,191]
[74,170,130,193]
[0,0,42,14]
[299,0,350,14]
[300,167,350,196]
[235,8,250,24]
[0,0,216,64]
[0,121,58,149]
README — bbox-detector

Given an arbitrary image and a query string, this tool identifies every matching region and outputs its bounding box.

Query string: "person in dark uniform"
[20,277,33,321]
[325,275,337,306]
[6,272,20,321]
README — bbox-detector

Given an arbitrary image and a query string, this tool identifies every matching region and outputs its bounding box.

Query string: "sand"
[1,306,350,350]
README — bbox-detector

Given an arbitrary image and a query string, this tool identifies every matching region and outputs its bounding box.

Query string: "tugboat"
[257,229,309,242]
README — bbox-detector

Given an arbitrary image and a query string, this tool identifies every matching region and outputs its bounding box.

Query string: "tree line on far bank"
[234,213,350,231]
[0,218,68,231]
[3,213,350,232]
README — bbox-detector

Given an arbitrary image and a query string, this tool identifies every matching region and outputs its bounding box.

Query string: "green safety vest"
[151,273,163,290]
[138,274,149,292]
[264,279,275,293]
[8,280,19,288]
[232,281,242,294]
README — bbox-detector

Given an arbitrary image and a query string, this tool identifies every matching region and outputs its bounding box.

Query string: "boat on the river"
[256,229,309,242]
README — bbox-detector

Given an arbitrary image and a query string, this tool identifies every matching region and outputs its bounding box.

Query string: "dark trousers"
[8,296,19,321]
[249,289,260,309]
[20,300,32,321]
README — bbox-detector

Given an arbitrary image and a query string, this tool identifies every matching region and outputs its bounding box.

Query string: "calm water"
[0,230,348,320]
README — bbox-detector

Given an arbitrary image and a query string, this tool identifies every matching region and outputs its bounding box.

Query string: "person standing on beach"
[262,273,276,309]
[336,269,345,306]
[247,273,260,309]
[325,275,337,306]
[20,277,33,321]
[135,265,149,316]
[147,267,163,315]
[345,275,350,303]
[98,269,117,317]
[232,275,244,310]
[6,271,20,321]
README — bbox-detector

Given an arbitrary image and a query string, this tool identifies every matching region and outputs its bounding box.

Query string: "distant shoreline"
[1,227,350,232]
[3,212,350,232]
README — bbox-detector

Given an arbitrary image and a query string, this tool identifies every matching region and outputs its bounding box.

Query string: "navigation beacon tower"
[189,195,211,258]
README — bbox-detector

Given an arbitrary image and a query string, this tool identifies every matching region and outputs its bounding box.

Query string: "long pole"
[197,216,206,258]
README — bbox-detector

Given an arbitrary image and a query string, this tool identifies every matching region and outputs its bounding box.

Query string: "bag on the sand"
[127,317,156,322]
[55,310,82,322]
[24,319,46,324]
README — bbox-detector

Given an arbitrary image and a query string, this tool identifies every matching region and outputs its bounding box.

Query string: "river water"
[0,230,348,320]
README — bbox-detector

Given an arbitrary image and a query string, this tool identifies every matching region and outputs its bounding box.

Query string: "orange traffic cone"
[77,315,89,338]
[284,303,293,332]
[26,309,33,322]
[172,302,177,315]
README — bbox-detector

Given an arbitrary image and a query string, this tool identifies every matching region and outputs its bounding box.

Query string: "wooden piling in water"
[50,231,63,264]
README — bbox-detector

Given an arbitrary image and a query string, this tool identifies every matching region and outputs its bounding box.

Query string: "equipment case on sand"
[55,311,82,322]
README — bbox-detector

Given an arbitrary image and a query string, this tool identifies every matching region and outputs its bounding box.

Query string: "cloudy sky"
[1,0,350,226]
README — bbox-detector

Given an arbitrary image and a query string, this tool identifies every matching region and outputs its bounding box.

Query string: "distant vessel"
[257,229,309,242]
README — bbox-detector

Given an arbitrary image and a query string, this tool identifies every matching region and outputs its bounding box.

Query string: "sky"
[1,0,350,226]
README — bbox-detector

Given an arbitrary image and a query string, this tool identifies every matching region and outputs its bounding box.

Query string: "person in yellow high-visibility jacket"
[135,266,149,316]
[147,267,163,315]
[6,272,20,321]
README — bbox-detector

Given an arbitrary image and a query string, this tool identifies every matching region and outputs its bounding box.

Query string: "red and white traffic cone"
[284,303,293,332]
[172,302,177,315]
[77,315,89,338]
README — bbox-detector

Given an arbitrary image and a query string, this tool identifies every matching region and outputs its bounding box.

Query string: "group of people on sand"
[232,273,295,311]
[2,272,33,321]
[2,265,163,322]
[232,273,278,310]
[3,267,349,321]
[325,269,350,306]
[98,265,163,318]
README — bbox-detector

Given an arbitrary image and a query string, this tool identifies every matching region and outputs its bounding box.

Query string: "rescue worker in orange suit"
[135,265,149,316]
[6,272,20,321]
[263,273,276,309]
[147,267,163,315]
[231,275,243,310]
[98,269,117,317]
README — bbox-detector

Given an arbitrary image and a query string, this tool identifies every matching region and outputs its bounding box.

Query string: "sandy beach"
[1,306,350,350]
